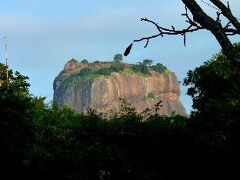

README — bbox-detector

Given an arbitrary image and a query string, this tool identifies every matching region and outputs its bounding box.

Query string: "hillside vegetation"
[1,44,240,179]
[53,57,180,116]
[59,58,168,91]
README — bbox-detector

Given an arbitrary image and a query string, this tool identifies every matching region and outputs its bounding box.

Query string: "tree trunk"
[210,0,240,32]
[182,0,240,65]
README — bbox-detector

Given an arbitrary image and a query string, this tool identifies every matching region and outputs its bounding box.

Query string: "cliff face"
[53,60,186,116]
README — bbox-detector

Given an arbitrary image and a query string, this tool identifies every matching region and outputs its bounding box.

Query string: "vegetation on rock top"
[1,43,240,179]
[66,54,168,75]
[57,55,169,94]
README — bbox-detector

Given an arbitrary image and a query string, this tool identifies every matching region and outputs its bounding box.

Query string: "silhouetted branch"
[126,0,240,65]
[209,0,240,32]
[133,7,203,47]
[181,0,240,64]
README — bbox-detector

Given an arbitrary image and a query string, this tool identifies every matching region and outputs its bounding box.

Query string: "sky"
[0,0,239,114]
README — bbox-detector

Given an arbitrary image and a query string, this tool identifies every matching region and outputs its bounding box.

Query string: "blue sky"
[0,0,239,114]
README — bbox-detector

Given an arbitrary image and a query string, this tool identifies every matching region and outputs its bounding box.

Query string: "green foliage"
[81,59,89,64]
[131,62,150,75]
[91,62,125,77]
[143,59,153,66]
[93,61,100,64]
[110,62,124,72]
[113,53,123,62]
[58,62,126,94]
[0,64,30,96]
[96,67,112,76]
[58,59,168,94]
[147,92,155,100]
[14,98,197,179]
[184,43,240,114]
[0,64,35,178]
[150,63,168,73]
[0,66,192,179]
[69,58,78,63]
[4,41,240,180]
[77,67,93,76]
[130,60,168,75]
[183,43,240,179]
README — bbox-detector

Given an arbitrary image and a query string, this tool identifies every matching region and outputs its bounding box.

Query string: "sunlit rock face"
[53,60,186,116]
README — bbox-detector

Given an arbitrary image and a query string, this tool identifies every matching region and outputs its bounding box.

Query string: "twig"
[133,6,203,48]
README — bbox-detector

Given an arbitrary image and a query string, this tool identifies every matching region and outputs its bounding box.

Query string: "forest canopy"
[1,42,240,179]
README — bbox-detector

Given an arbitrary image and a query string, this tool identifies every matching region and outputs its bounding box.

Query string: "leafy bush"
[93,61,100,64]
[184,43,240,114]
[77,67,93,76]
[113,54,123,62]
[147,92,155,100]
[143,59,153,66]
[150,63,168,73]
[81,59,89,64]
[110,62,124,72]
[131,63,149,75]
[96,67,112,76]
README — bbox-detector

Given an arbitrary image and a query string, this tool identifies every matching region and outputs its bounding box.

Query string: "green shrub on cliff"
[57,60,170,97]
[113,53,123,62]
[131,61,168,75]
[147,92,155,100]
[81,59,89,64]
[131,62,150,75]
[96,67,112,76]
[143,59,153,66]
[150,63,168,73]
[110,61,124,72]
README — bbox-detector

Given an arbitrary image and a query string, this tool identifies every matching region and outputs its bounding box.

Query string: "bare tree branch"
[133,7,204,47]
[181,0,240,64]
[126,0,240,65]
[209,0,240,32]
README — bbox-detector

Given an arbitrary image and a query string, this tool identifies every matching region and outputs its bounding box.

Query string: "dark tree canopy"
[143,59,153,66]
[114,53,123,62]
[184,42,240,113]
[81,59,89,64]
[0,64,29,95]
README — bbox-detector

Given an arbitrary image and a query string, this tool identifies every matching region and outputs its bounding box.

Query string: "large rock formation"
[53,59,186,116]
